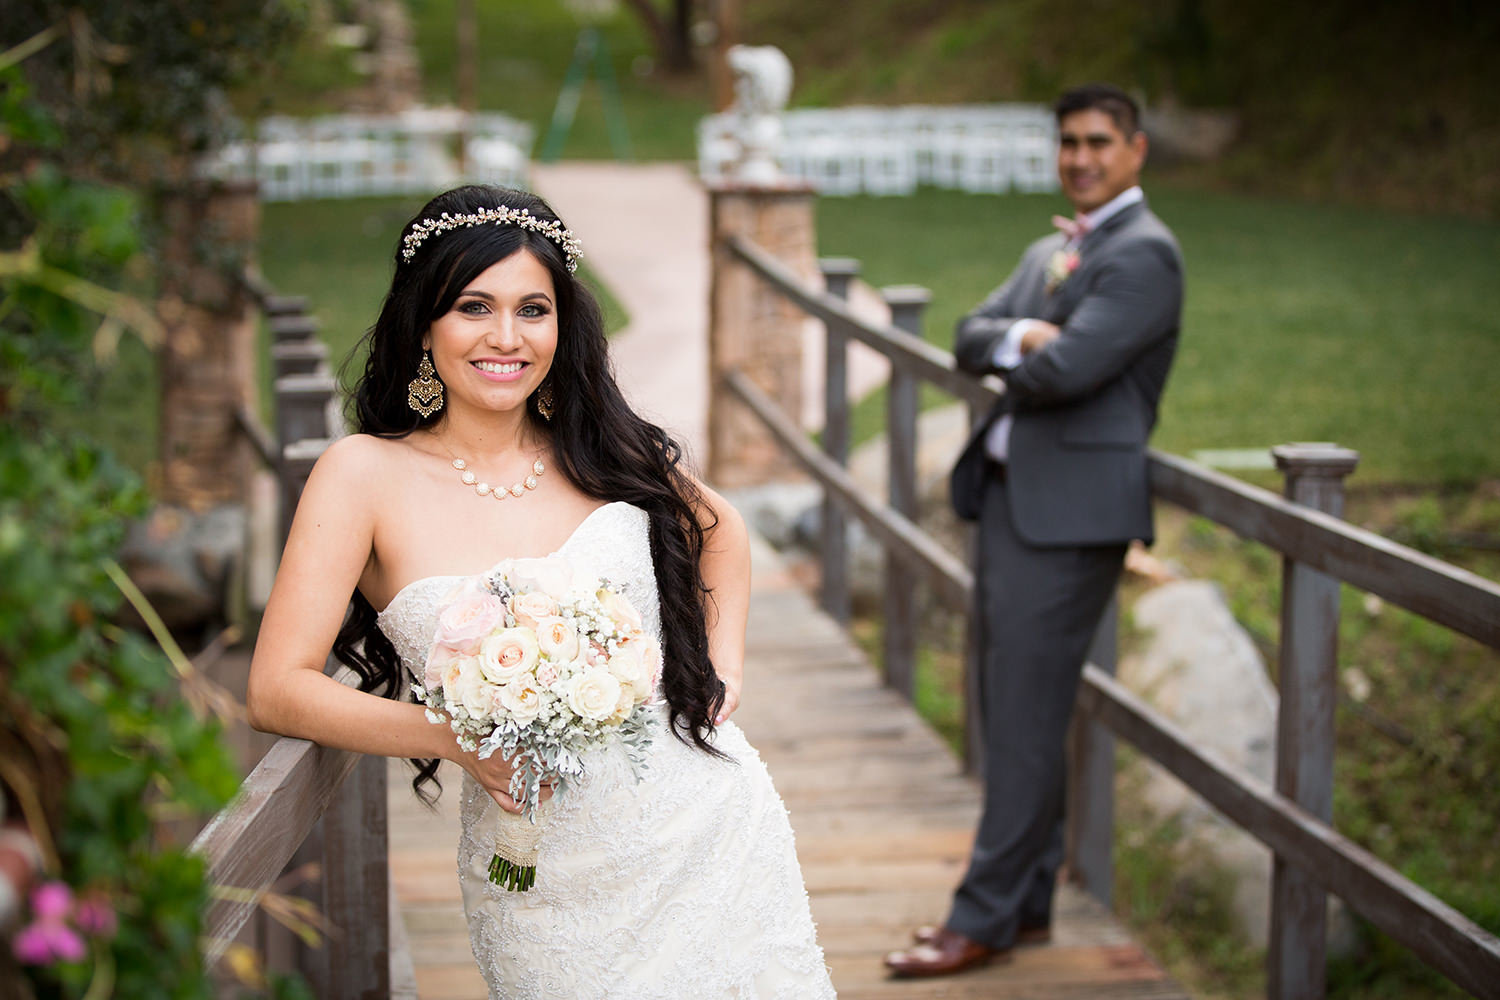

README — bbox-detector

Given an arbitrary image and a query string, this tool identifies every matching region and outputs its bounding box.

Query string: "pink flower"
[13,882,87,965]
[424,642,458,692]
[74,895,117,937]
[31,882,71,920]
[435,592,506,651]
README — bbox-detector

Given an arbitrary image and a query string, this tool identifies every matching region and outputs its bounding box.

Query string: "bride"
[246,186,836,998]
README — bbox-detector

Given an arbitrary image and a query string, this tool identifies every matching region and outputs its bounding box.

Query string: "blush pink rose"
[436,592,506,651]
[424,642,459,692]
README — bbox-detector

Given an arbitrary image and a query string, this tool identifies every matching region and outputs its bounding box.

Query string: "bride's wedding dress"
[378,502,836,999]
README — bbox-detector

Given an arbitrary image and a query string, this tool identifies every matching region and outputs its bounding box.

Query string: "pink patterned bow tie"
[1052,214,1092,241]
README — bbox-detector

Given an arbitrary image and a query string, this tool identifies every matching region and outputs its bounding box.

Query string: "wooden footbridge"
[384,534,1188,999]
[191,175,1499,999]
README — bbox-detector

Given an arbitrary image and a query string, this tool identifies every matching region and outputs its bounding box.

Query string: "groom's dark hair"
[1055,83,1141,137]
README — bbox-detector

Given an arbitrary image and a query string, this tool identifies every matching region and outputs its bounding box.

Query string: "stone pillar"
[156,180,261,512]
[706,181,816,487]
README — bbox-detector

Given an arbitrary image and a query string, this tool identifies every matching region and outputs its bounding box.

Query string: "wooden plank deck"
[387,535,1190,999]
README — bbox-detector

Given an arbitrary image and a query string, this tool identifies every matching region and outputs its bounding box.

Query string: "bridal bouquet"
[413,555,658,890]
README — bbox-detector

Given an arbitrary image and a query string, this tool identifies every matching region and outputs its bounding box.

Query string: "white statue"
[726,44,792,185]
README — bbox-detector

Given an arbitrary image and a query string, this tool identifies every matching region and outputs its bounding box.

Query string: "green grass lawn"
[236,1,708,161]
[816,185,1500,486]
[407,1,706,161]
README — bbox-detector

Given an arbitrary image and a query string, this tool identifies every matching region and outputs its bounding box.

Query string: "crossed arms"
[954,236,1182,407]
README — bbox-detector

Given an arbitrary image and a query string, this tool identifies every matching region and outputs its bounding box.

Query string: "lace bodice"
[376,501,662,677]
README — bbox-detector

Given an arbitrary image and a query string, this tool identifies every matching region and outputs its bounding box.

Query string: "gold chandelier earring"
[407,351,445,418]
[534,381,554,421]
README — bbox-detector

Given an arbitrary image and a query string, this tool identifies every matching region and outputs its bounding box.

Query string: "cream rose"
[607,643,649,699]
[442,656,489,718]
[498,676,543,725]
[535,616,580,661]
[566,669,622,722]
[641,637,663,696]
[509,591,559,630]
[535,662,560,689]
[610,680,636,723]
[435,591,506,651]
[597,588,643,632]
[478,627,540,684]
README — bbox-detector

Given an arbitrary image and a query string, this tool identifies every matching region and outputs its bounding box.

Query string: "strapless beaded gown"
[377,502,836,999]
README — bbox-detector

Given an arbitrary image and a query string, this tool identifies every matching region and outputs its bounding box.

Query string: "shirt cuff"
[991,319,1033,370]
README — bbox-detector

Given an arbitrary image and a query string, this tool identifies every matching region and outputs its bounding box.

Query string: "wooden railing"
[721,232,1500,1000]
[190,283,400,999]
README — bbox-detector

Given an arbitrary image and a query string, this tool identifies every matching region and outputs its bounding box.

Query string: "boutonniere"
[1044,248,1081,295]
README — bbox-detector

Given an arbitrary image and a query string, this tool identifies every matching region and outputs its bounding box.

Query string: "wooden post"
[706,181,816,486]
[276,373,338,448]
[1268,442,1359,1000]
[156,180,261,511]
[269,314,321,345]
[321,754,391,1000]
[881,285,930,699]
[1067,595,1118,907]
[818,257,859,625]
[276,386,335,547]
[263,294,310,318]
[271,340,330,380]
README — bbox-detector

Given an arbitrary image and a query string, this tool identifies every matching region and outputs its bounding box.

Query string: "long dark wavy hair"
[333,185,725,802]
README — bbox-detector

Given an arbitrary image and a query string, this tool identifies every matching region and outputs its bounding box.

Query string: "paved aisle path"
[388,534,1190,999]
[531,162,713,466]
[529,161,894,471]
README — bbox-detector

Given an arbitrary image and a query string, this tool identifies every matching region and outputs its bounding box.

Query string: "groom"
[885,83,1184,978]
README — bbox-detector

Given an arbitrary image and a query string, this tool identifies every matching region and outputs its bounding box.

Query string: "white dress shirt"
[983,186,1144,463]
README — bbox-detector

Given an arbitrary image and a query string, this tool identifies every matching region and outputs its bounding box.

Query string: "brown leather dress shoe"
[883,927,1011,978]
[912,923,1052,947]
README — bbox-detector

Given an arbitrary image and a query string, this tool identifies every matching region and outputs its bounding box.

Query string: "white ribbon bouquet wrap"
[415,555,658,890]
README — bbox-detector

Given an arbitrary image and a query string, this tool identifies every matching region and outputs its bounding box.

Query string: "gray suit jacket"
[950,199,1183,546]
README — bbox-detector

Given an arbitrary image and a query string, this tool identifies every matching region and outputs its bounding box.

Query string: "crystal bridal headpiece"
[401,206,583,273]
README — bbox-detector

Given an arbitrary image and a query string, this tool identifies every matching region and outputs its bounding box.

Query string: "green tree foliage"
[5,2,307,183]
[0,7,307,995]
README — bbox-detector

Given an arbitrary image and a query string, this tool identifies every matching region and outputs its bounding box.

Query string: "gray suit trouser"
[946,466,1126,948]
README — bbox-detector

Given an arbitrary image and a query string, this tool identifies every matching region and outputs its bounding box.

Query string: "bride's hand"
[452,745,554,815]
[715,673,742,726]
[452,745,524,814]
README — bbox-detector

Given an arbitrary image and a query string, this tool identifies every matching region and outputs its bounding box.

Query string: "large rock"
[1124,580,1357,955]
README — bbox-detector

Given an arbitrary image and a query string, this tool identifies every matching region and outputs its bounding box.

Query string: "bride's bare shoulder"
[306,434,419,493]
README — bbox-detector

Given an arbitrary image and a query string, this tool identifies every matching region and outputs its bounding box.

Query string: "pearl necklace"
[451,455,547,501]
